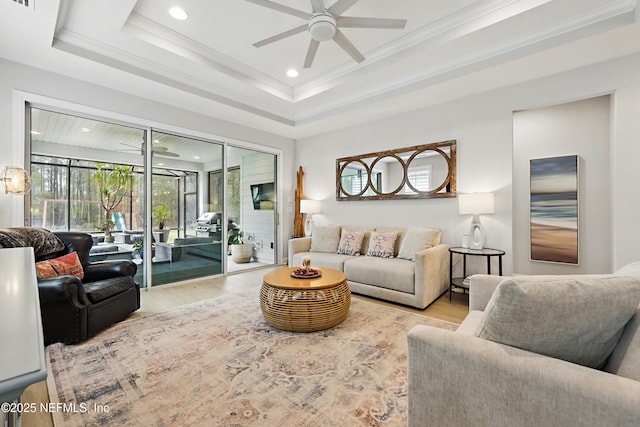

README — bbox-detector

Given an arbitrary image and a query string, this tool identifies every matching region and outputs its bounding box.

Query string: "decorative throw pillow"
[366,231,398,258]
[310,225,341,253]
[35,260,58,279]
[337,230,365,256]
[475,275,640,369]
[397,227,439,261]
[36,251,85,280]
[0,227,65,257]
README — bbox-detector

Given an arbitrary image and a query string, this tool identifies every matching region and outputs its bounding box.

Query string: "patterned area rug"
[46,292,457,426]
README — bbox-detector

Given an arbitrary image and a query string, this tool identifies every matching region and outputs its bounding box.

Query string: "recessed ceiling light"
[30,130,40,135]
[81,127,90,133]
[287,69,299,78]
[169,6,188,20]
[194,156,200,159]
[157,163,165,166]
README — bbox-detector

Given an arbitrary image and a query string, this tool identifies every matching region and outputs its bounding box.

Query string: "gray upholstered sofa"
[288,225,449,309]
[407,263,640,427]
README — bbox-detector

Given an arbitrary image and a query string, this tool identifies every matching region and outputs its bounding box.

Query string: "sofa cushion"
[375,227,405,256]
[35,260,59,279]
[173,237,214,246]
[342,225,375,255]
[604,307,640,381]
[476,275,640,369]
[397,227,438,261]
[310,225,341,253]
[337,230,364,256]
[35,251,84,279]
[83,276,135,303]
[0,227,65,257]
[344,257,415,294]
[292,252,356,272]
[615,261,640,276]
[456,310,484,336]
[49,251,84,279]
[366,231,398,258]
[89,245,119,254]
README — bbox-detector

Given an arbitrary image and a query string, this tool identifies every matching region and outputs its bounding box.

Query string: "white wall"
[0,59,296,263]
[513,96,611,274]
[297,53,640,274]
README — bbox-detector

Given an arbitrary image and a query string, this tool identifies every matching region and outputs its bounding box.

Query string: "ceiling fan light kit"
[247,0,407,68]
[309,13,336,42]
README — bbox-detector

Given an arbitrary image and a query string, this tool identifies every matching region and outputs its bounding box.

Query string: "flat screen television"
[250,182,275,210]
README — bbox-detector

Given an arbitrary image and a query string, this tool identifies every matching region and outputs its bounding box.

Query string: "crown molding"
[52,29,296,127]
[123,13,295,103]
[294,0,637,125]
[49,0,637,131]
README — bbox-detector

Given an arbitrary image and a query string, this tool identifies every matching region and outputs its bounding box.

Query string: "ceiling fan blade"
[337,16,407,29]
[303,39,320,68]
[244,0,311,20]
[328,0,359,16]
[120,142,140,150]
[310,0,325,13]
[253,24,307,47]
[333,29,365,63]
[154,150,179,158]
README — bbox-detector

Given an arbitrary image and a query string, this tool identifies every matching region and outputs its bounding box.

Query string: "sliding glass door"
[149,131,224,285]
[28,106,278,288]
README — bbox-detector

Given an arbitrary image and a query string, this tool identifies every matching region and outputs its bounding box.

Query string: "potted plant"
[228,230,254,263]
[153,204,173,242]
[93,163,134,243]
[132,238,144,260]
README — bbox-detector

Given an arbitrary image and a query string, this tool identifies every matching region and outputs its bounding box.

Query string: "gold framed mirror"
[336,140,456,201]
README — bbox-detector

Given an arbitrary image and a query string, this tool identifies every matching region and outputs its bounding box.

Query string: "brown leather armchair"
[0,228,140,344]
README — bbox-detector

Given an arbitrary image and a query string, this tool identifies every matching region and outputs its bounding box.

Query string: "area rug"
[46,293,457,426]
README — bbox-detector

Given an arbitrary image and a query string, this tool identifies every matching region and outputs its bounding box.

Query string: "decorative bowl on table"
[290,267,322,279]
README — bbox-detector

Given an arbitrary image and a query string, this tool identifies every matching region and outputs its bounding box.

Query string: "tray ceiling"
[0,0,639,138]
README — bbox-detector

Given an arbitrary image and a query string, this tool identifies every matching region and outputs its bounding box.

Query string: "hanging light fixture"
[1,166,32,195]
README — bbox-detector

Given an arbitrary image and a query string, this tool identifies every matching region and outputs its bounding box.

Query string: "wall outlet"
[255,240,263,251]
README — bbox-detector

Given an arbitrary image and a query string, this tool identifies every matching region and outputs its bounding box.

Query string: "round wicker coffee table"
[260,267,351,332]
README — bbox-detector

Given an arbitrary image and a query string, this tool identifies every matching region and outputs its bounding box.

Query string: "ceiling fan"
[246,0,407,68]
[119,142,180,158]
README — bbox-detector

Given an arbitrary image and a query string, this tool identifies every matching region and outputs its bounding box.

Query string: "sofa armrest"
[288,237,312,266]
[468,274,505,311]
[414,244,450,308]
[38,276,89,306]
[83,260,137,282]
[407,326,640,427]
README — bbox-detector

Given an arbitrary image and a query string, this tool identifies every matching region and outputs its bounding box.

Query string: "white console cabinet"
[0,247,47,427]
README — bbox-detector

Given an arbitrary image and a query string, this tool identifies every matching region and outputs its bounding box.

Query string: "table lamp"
[458,192,495,250]
[300,199,322,237]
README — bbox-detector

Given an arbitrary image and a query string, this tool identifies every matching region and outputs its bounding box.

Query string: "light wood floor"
[22,266,468,427]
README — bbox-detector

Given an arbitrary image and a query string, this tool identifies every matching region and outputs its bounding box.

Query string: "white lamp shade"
[1,166,32,195]
[458,193,495,215]
[300,199,322,214]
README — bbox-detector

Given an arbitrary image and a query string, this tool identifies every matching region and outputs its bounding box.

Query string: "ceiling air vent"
[12,0,34,10]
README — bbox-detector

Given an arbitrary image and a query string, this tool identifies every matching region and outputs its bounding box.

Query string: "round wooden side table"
[260,267,351,332]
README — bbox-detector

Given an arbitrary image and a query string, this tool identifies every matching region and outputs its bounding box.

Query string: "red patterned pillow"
[35,260,58,279]
[48,252,84,279]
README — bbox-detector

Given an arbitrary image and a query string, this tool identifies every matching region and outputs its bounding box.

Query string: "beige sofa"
[407,263,640,427]
[288,225,449,309]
